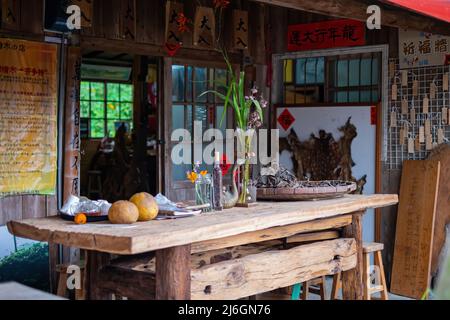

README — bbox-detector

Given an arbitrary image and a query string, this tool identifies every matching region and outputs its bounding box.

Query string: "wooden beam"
[252,0,450,36]
[80,36,242,64]
[192,215,351,253]
[191,238,356,300]
[286,230,340,244]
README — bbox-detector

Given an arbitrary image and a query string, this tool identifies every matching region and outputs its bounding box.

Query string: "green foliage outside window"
[80,81,134,138]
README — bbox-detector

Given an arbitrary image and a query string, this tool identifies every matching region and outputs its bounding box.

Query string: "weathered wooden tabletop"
[7,194,398,255]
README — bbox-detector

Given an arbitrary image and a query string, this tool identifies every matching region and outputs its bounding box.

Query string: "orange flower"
[186,171,198,184]
[200,170,208,177]
[74,213,87,225]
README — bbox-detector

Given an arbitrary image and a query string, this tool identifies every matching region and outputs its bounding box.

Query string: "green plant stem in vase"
[237,129,255,205]
[199,50,268,207]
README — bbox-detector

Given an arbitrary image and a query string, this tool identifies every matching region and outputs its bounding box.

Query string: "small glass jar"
[195,174,213,212]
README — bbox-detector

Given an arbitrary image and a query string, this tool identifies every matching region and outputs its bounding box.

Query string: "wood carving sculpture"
[280,117,367,194]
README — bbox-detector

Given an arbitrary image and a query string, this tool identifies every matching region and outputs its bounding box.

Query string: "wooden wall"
[0,0,52,226]
[0,0,267,226]
[266,6,401,284]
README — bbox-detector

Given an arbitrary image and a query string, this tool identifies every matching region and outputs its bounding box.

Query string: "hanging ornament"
[165,42,181,57]
[214,0,231,9]
[176,12,191,34]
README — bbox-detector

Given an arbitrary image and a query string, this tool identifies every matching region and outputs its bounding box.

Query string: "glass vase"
[195,174,212,212]
[236,129,255,206]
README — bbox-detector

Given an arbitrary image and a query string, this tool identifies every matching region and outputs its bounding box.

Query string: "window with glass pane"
[80,81,134,138]
[282,53,381,105]
[171,65,229,181]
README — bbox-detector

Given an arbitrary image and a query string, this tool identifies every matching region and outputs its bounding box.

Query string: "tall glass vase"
[236,129,255,206]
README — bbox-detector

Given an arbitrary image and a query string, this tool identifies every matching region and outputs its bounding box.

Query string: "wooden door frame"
[162,58,238,200]
[271,45,389,243]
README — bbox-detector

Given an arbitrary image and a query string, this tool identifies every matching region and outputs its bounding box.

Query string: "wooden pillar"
[84,251,111,300]
[63,46,82,203]
[342,211,364,300]
[156,245,191,300]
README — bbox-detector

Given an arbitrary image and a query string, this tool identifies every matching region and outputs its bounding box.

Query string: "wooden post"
[63,46,82,204]
[84,251,111,300]
[156,245,191,300]
[342,211,364,300]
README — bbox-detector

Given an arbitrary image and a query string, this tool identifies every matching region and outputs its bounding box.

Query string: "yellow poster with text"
[0,39,58,196]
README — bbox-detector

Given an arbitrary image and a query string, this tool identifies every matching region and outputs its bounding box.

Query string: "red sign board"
[287,19,366,52]
[278,109,296,131]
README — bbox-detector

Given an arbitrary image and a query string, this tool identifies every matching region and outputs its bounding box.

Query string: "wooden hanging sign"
[233,10,249,50]
[410,107,416,125]
[430,82,437,100]
[120,0,136,40]
[1,0,19,30]
[401,98,408,114]
[412,80,419,97]
[193,6,215,49]
[444,73,449,91]
[419,126,425,143]
[165,1,185,46]
[392,84,398,101]
[401,70,408,87]
[423,95,429,114]
[72,0,93,28]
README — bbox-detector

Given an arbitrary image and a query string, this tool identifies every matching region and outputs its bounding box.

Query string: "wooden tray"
[257,181,357,201]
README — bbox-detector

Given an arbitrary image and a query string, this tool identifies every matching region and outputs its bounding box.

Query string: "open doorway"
[79,51,160,202]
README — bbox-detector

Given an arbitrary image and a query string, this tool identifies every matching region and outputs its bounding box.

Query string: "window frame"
[282,52,382,106]
[80,79,134,139]
[170,60,235,184]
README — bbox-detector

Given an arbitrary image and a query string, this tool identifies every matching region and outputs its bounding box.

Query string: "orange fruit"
[74,213,87,225]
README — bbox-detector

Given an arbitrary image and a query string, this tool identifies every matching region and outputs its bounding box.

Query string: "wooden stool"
[87,170,103,199]
[291,276,327,300]
[56,264,85,300]
[331,242,389,300]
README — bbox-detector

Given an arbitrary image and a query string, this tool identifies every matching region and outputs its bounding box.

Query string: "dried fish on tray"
[256,166,356,201]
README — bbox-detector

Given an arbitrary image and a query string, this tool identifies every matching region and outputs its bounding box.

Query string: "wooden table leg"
[84,250,111,300]
[156,245,191,300]
[342,211,364,300]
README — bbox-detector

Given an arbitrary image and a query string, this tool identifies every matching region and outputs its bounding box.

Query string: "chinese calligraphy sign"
[165,1,185,46]
[194,6,215,49]
[399,29,450,69]
[71,0,93,28]
[121,0,135,40]
[287,19,365,52]
[1,0,19,30]
[233,10,249,50]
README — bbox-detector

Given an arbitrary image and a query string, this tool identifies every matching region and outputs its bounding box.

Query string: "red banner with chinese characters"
[287,19,366,52]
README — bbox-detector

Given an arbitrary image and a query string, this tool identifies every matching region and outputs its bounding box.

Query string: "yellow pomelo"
[130,192,159,221]
[108,201,139,224]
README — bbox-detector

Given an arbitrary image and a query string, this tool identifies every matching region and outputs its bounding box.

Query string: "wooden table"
[7,194,398,300]
[0,282,66,300]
